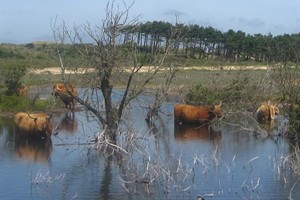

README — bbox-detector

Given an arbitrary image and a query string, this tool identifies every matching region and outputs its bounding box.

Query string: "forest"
[122,21,299,63]
[1,20,300,66]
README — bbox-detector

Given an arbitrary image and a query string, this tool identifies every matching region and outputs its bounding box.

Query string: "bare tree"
[145,65,178,124]
[52,1,180,142]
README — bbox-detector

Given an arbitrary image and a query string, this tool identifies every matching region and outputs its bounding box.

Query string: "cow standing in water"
[14,112,53,138]
[52,83,78,110]
[256,102,279,122]
[174,103,223,125]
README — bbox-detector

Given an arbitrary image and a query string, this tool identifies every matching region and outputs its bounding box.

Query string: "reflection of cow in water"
[55,112,78,134]
[15,137,53,162]
[174,124,222,142]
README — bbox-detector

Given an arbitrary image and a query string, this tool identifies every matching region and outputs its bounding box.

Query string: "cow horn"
[27,113,37,119]
[218,102,222,107]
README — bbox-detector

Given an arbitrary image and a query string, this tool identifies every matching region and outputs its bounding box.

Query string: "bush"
[185,76,260,110]
[185,83,221,105]
[271,64,300,138]
[4,64,27,96]
[288,104,300,136]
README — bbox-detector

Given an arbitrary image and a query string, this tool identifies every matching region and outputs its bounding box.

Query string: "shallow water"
[0,101,300,200]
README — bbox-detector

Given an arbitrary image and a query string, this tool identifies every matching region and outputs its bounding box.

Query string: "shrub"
[4,64,27,96]
[185,76,259,110]
[185,83,221,105]
[271,64,300,138]
[0,94,52,112]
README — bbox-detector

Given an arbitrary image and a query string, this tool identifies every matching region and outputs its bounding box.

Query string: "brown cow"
[52,83,78,109]
[256,102,279,122]
[17,85,29,96]
[14,112,53,138]
[174,124,222,142]
[174,103,223,125]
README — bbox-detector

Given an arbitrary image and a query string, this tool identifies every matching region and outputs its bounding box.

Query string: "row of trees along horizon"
[1,20,300,65]
[122,21,299,63]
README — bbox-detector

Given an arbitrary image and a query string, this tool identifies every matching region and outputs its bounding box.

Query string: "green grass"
[0,94,52,113]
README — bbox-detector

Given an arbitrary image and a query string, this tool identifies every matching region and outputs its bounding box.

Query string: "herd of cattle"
[13,83,280,139]
[14,83,78,139]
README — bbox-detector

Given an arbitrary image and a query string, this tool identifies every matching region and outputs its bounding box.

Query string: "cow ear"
[210,105,215,110]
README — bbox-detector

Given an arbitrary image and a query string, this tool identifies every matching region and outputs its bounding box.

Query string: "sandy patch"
[29,67,94,75]
[29,66,269,75]
[187,66,269,70]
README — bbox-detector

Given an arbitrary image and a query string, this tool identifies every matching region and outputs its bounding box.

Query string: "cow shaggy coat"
[14,112,53,138]
[256,103,279,122]
[17,85,28,96]
[52,83,78,109]
[174,104,222,125]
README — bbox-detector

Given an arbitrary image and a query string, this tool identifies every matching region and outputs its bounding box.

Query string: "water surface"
[0,102,299,200]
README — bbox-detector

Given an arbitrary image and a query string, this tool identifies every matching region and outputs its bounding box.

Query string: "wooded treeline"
[121,21,300,64]
[1,20,299,65]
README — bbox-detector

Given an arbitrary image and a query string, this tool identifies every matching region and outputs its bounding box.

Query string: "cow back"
[174,104,222,125]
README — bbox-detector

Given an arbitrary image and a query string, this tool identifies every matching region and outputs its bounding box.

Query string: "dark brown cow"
[174,124,222,142]
[52,83,78,110]
[14,112,53,138]
[174,103,222,125]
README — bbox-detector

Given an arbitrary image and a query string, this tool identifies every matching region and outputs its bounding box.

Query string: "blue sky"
[1,0,300,44]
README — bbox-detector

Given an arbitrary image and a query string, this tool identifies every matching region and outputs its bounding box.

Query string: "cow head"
[52,84,62,97]
[27,113,53,137]
[269,104,280,120]
[273,105,280,115]
[211,103,223,118]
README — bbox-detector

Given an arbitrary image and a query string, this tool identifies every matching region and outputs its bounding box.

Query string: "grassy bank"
[0,94,53,114]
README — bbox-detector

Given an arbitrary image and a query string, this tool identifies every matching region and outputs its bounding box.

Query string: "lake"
[0,99,300,200]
